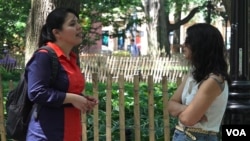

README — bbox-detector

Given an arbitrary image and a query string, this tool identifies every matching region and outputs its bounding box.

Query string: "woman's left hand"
[83,95,98,113]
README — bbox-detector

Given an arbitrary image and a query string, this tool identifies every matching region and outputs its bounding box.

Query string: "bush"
[0,67,22,81]
[84,81,178,140]
[112,50,131,57]
[1,69,178,140]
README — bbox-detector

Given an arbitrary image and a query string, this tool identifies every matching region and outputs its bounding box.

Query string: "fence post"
[133,75,140,141]
[0,75,7,141]
[148,75,155,141]
[92,73,99,141]
[9,80,14,90]
[81,72,87,141]
[162,76,170,141]
[106,73,112,141]
[176,76,182,86]
[118,74,126,141]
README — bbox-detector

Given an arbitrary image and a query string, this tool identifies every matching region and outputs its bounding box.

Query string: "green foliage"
[84,81,178,140]
[0,0,222,57]
[112,50,131,57]
[0,68,22,117]
[0,0,30,48]
[0,67,22,81]
[79,0,145,50]
[1,68,178,140]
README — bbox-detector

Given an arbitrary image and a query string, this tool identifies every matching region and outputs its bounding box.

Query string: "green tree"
[0,0,231,60]
[79,0,143,53]
[143,0,230,56]
[0,0,30,55]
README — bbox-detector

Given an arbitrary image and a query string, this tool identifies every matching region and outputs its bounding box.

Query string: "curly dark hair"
[184,23,231,84]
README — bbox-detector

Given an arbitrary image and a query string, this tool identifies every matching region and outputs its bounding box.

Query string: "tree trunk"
[141,0,160,57]
[158,0,169,56]
[222,0,231,22]
[25,0,80,64]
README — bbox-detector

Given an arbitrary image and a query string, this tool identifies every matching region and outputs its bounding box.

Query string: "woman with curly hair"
[168,23,231,141]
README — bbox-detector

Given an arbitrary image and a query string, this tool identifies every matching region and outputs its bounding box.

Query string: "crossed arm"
[167,74,222,126]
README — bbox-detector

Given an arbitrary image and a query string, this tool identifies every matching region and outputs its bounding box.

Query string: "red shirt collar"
[46,42,77,59]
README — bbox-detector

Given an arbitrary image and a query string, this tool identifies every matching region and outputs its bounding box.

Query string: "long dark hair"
[185,23,231,84]
[38,8,79,47]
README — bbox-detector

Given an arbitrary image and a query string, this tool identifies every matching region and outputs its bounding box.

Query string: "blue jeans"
[172,129,218,141]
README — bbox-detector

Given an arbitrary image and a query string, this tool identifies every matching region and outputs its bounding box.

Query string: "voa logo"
[226,129,246,136]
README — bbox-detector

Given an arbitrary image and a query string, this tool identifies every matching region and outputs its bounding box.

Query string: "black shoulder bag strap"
[33,46,59,120]
[38,46,59,85]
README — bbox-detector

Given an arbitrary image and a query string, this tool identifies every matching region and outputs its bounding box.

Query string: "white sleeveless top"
[179,74,228,132]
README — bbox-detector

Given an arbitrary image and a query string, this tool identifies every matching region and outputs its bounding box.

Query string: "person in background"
[168,23,231,141]
[129,38,139,57]
[25,8,98,141]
